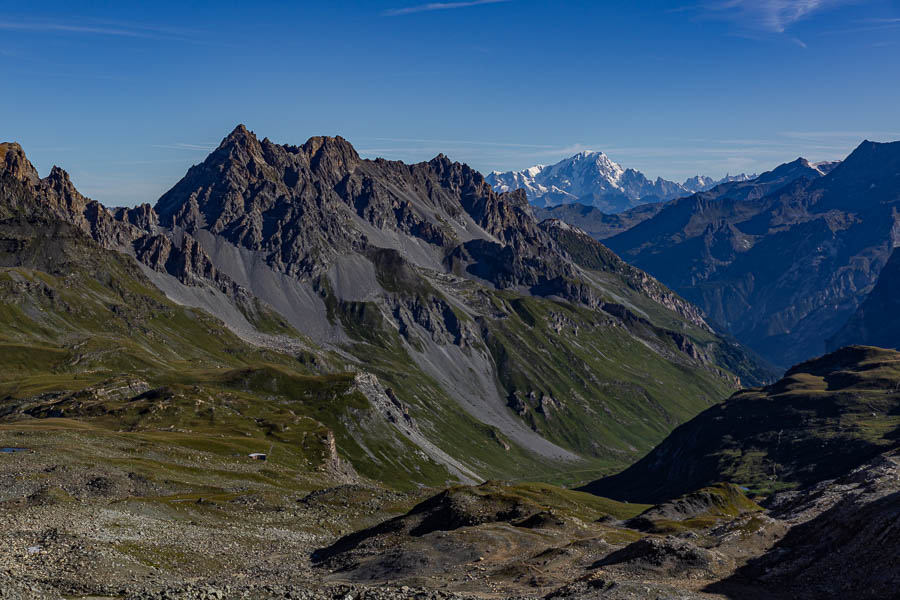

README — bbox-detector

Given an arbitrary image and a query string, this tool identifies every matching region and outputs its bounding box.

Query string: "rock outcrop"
[710,450,900,600]
[827,246,900,351]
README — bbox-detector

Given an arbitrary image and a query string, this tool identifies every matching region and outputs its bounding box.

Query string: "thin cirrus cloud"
[693,0,859,33]
[151,143,217,152]
[0,18,202,42]
[855,17,900,24]
[0,20,150,37]
[822,16,900,34]
[383,0,510,17]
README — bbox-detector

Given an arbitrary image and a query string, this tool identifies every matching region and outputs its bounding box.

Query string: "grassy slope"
[628,483,763,534]
[483,293,733,464]
[319,248,740,487]
[0,178,452,491]
[582,346,900,502]
[545,222,777,387]
[468,480,651,522]
[0,207,575,490]
[322,289,592,486]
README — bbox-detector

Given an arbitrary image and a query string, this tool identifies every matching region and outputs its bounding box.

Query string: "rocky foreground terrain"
[1,435,896,600]
[2,347,898,600]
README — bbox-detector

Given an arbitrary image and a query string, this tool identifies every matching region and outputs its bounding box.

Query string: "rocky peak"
[302,134,358,159]
[219,123,254,148]
[44,165,90,214]
[113,203,158,230]
[421,154,536,244]
[155,127,373,277]
[155,126,567,281]
[301,135,361,181]
[0,142,88,220]
[150,128,754,329]
[683,174,715,191]
[754,157,821,185]
[426,153,500,203]
[216,126,361,180]
[0,142,41,184]
[0,141,150,250]
[215,124,265,166]
[815,139,900,209]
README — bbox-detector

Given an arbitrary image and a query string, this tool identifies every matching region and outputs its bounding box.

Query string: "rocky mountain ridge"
[534,202,666,240]
[601,142,900,367]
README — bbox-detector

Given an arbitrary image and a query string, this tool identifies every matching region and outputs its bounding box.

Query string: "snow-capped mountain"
[682,173,756,192]
[682,174,717,191]
[486,151,755,213]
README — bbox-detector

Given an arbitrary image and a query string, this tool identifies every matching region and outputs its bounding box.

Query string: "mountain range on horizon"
[4,129,894,374]
[521,143,900,369]
[486,150,761,213]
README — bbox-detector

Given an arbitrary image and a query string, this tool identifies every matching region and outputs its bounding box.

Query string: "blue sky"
[2,0,899,206]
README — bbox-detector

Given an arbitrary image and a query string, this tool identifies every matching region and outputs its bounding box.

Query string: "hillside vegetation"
[582,346,900,502]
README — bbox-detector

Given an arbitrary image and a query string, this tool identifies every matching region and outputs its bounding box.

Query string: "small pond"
[1,447,29,453]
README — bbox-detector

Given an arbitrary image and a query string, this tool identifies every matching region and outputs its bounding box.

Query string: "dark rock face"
[827,246,900,351]
[154,125,554,287]
[0,173,105,275]
[0,142,154,250]
[0,142,260,305]
[152,125,721,319]
[604,144,900,367]
[540,220,712,329]
[710,450,900,600]
[156,127,366,278]
[133,231,235,291]
[596,536,728,579]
